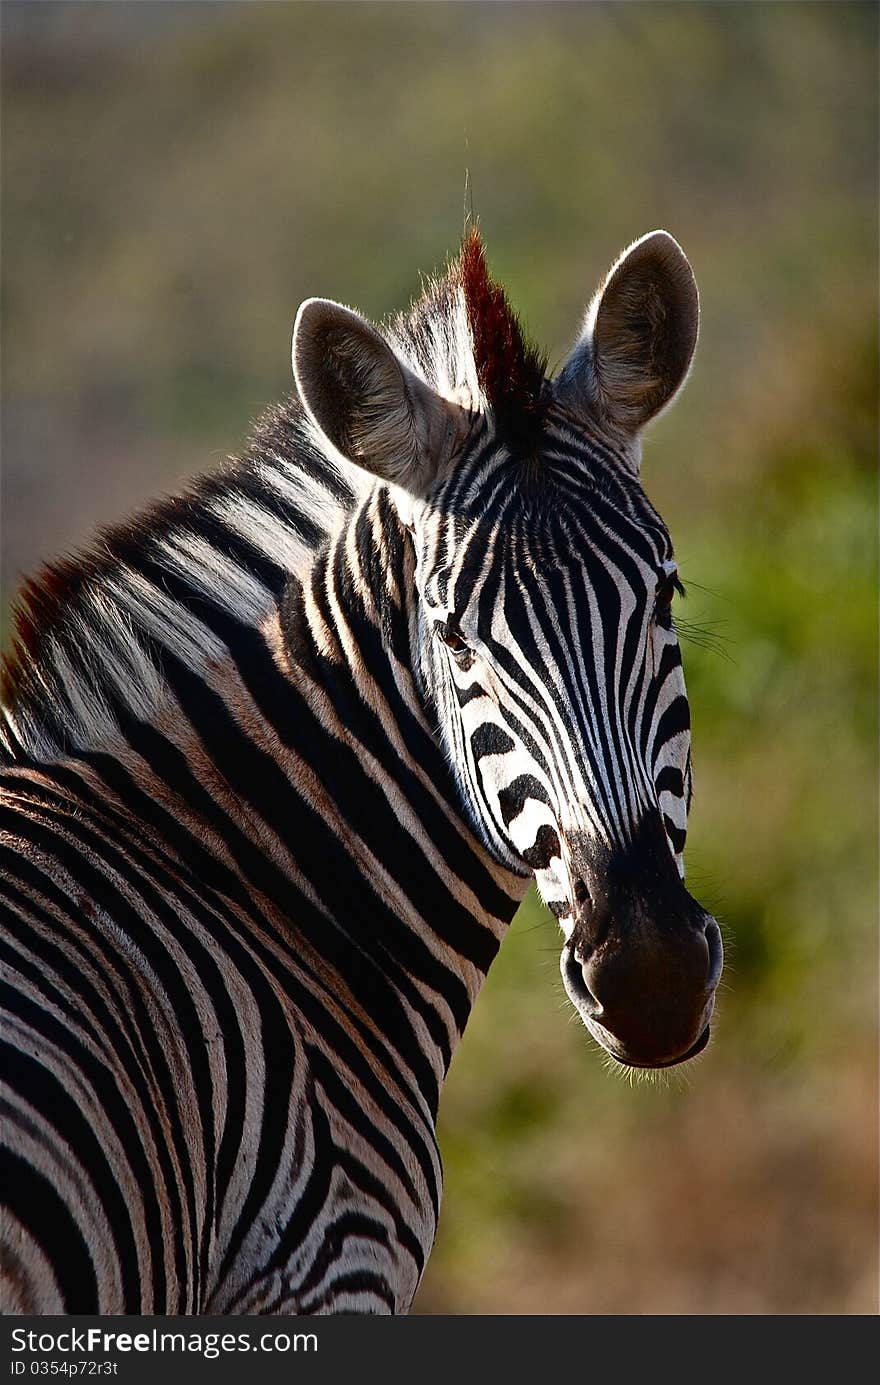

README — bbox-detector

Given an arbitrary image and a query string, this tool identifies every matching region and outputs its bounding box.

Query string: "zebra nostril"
[564,943,599,1012]
[704,917,724,990]
[573,877,590,908]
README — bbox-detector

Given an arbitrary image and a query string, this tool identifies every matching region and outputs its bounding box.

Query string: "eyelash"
[654,572,685,626]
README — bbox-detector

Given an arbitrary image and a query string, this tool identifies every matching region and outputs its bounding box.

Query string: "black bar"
[0,1313,865,1383]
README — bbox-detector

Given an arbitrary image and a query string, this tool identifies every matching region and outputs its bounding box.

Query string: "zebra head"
[292,230,722,1069]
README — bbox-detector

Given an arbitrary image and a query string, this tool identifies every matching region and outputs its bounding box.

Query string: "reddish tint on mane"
[458,227,547,431]
[0,559,89,706]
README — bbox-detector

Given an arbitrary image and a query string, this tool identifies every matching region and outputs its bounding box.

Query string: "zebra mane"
[390,228,547,436]
[0,398,367,760]
[0,232,544,761]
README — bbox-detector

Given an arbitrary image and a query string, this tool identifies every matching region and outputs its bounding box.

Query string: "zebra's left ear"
[555,231,699,440]
[292,298,463,494]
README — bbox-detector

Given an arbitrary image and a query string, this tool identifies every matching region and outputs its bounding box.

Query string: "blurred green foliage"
[2,1,877,1313]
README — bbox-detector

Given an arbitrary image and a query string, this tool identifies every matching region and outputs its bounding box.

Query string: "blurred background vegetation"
[2,1,876,1314]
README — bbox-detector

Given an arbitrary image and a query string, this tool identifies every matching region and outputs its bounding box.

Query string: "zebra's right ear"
[292,298,463,495]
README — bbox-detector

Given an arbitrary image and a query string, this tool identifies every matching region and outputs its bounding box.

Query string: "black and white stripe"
[0,229,721,1313]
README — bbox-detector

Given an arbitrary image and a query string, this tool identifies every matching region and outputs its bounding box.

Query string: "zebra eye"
[655,571,685,624]
[436,621,470,658]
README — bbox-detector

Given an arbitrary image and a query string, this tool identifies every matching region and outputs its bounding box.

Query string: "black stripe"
[0,824,192,1307]
[303,1269,397,1313]
[0,1145,99,1312]
[520,825,561,872]
[57,750,444,1212]
[0,1035,142,1309]
[0,849,174,1309]
[497,774,551,828]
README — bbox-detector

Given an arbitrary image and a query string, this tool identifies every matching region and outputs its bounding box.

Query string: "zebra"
[0,227,722,1314]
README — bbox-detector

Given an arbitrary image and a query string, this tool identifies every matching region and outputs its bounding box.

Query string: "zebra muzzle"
[560,819,723,1068]
[563,915,721,1069]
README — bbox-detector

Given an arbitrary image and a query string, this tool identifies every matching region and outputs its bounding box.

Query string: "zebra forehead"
[419,517,670,618]
[418,458,672,568]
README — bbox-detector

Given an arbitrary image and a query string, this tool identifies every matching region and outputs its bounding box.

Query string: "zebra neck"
[86,483,523,1088]
[1,436,526,1087]
[271,492,528,1066]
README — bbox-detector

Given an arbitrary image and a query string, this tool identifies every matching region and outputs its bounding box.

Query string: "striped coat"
[0,229,721,1313]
